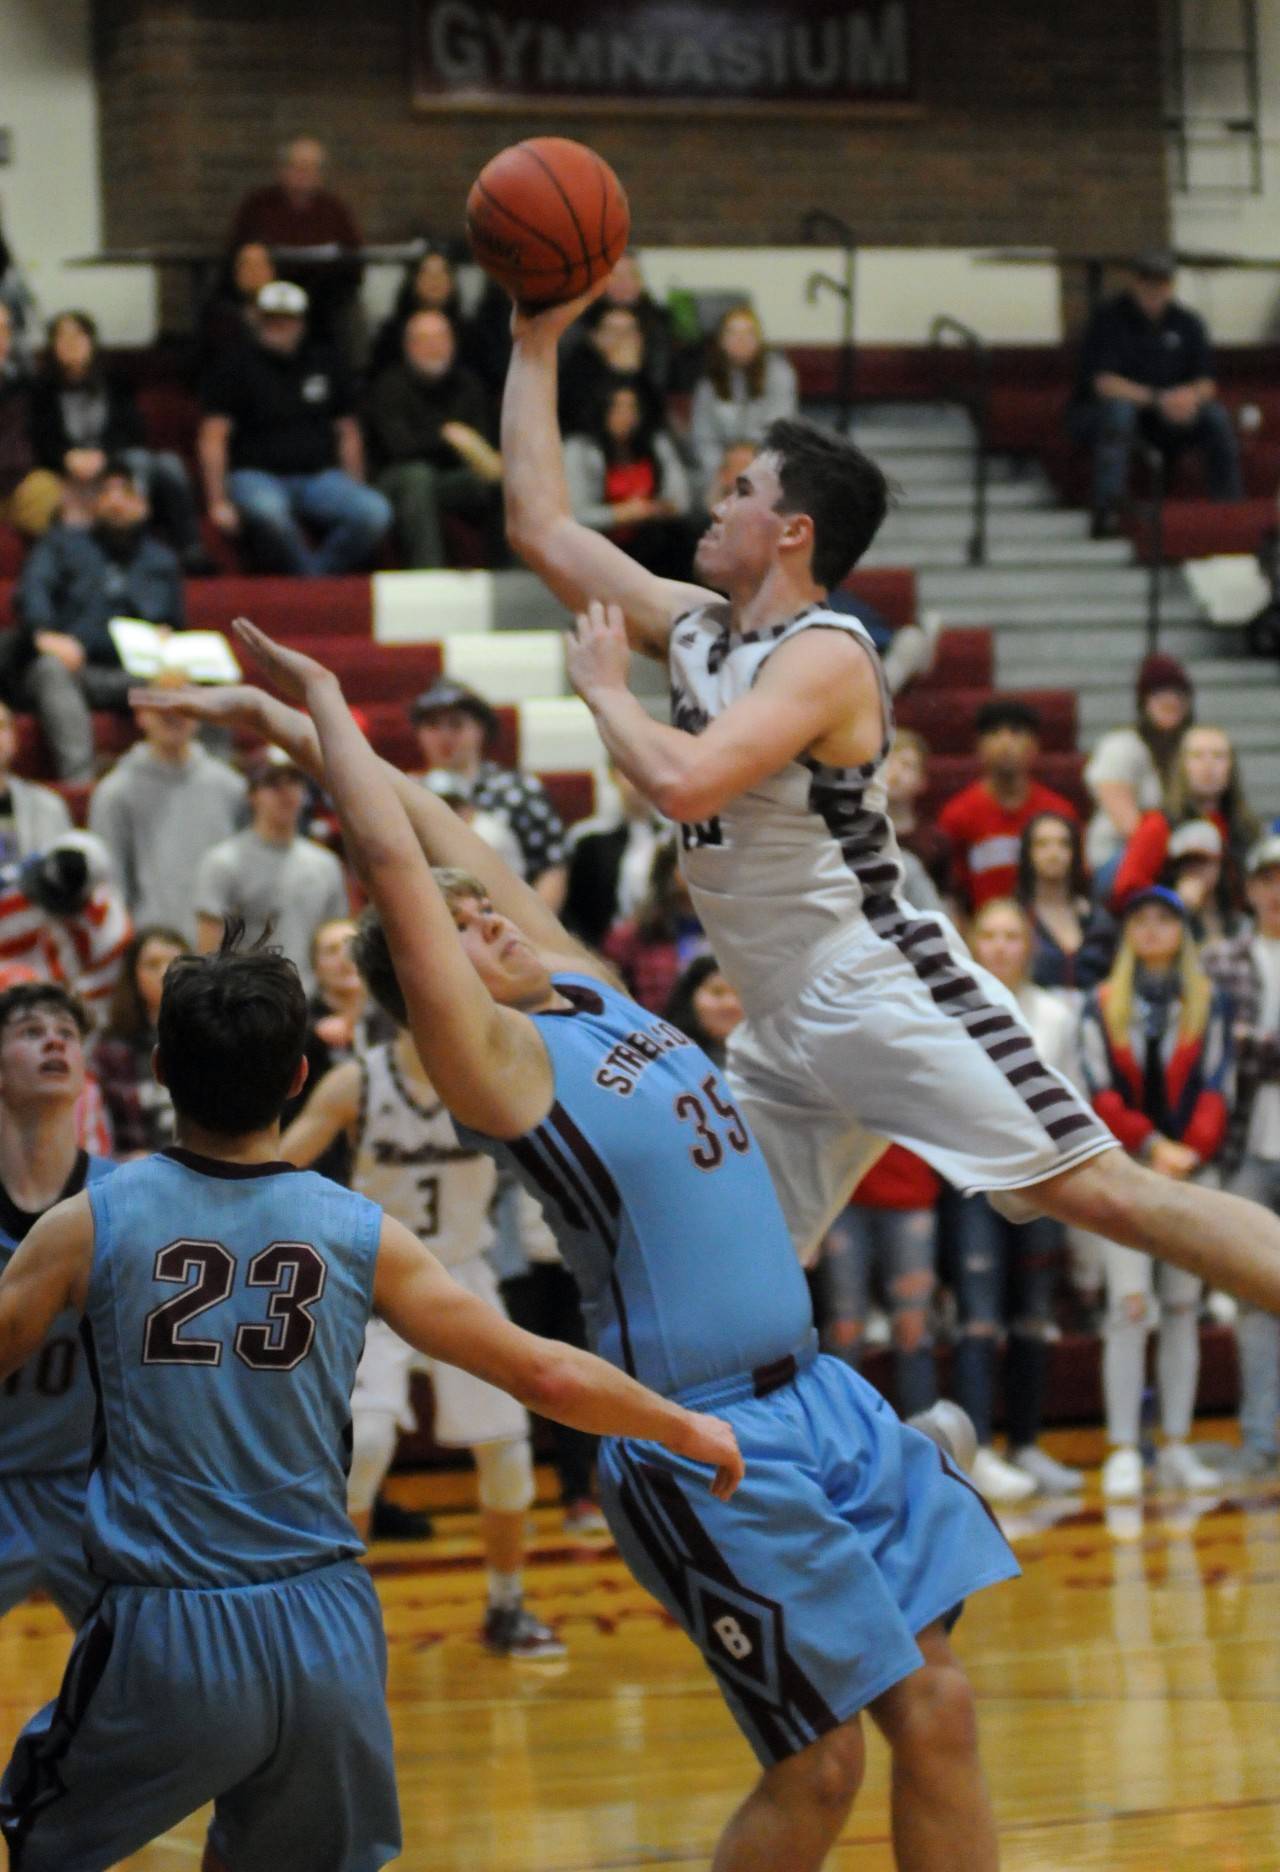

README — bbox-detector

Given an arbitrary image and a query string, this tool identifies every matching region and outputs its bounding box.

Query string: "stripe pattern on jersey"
[613,1446,840,1760]
[802,756,1100,1156]
[508,1102,636,1374]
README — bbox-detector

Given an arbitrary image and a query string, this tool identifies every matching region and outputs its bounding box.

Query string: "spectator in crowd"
[368,244,464,378]
[420,767,522,872]
[408,679,566,905]
[88,671,247,939]
[461,276,515,401]
[196,241,277,370]
[595,251,677,395]
[1084,652,1194,874]
[563,762,667,951]
[0,698,71,863]
[663,953,744,1070]
[0,302,62,539]
[88,923,187,1157]
[1069,251,1242,537]
[561,302,666,439]
[227,135,363,352]
[364,309,502,569]
[1203,833,1280,1478]
[1164,818,1248,944]
[603,836,706,1012]
[950,899,1085,1502]
[1080,887,1231,1497]
[688,304,798,496]
[193,747,349,990]
[199,280,390,576]
[937,699,1079,913]
[0,830,131,1022]
[884,728,952,905]
[284,915,396,1188]
[563,384,700,580]
[1016,811,1115,995]
[817,1145,940,1421]
[11,461,184,780]
[1111,723,1259,909]
[28,311,206,566]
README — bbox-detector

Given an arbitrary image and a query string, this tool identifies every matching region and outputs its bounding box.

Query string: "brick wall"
[93,0,1169,255]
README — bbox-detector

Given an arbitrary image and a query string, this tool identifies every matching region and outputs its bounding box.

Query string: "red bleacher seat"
[540,771,595,827]
[840,567,915,628]
[898,688,1076,755]
[0,528,24,581]
[1127,498,1277,565]
[185,577,373,638]
[278,638,442,707]
[918,628,993,690]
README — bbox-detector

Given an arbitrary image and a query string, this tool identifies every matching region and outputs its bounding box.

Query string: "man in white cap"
[198,279,390,576]
[1204,831,1280,1475]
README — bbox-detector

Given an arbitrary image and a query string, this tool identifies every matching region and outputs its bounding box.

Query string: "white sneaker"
[1101,1446,1144,1500]
[1155,1442,1220,1491]
[971,1445,1037,1503]
[1009,1444,1085,1496]
[907,1401,978,1473]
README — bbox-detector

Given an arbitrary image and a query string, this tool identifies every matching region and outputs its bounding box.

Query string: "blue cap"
[1120,884,1187,920]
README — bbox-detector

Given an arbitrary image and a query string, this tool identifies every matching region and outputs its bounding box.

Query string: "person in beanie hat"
[1084,651,1195,874]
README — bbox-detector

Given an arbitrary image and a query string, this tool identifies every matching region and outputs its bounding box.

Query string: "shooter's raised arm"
[502,292,715,658]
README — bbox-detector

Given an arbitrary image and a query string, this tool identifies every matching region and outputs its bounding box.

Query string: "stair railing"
[801,210,857,436]
[928,314,991,566]
[1142,444,1167,653]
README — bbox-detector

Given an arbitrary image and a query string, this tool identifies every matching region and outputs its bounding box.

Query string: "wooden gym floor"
[2,1424,1277,1870]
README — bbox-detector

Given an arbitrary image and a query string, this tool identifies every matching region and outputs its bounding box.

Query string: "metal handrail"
[1142,444,1166,652]
[801,209,857,435]
[928,313,991,566]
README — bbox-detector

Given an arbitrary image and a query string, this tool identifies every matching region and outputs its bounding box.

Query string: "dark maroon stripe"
[508,1136,586,1231]
[550,1103,621,1219]
[609,1271,637,1378]
[988,1037,1035,1063]
[932,974,979,1004]
[535,1122,616,1246]
[967,1013,1017,1038]
[1046,1112,1100,1141]
[1026,1087,1074,1112]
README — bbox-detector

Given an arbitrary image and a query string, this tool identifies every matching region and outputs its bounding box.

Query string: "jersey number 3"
[674,1074,750,1171]
[142,1239,327,1372]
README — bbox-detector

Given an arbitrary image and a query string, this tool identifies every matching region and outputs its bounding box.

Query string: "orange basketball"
[466,137,630,312]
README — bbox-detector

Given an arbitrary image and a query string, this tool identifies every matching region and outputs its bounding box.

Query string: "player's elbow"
[655,770,721,824]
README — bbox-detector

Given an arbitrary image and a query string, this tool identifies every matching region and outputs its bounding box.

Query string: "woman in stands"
[197,242,277,368]
[1111,723,1259,910]
[563,384,702,581]
[1079,887,1231,1498]
[1017,811,1116,998]
[948,899,1086,1503]
[663,953,744,1071]
[29,310,206,568]
[89,924,188,1158]
[688,303,798,496]
[1084,652,1194,879]
[369,244,464,377]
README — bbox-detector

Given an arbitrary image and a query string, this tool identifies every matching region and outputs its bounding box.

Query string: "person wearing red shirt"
[938,699,1078,913]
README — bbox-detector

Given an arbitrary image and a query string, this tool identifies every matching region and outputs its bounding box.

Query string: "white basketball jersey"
[668,602,904,1017]
[352,1043,496,1269]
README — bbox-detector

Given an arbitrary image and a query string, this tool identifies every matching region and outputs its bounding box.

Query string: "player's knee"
[772,1719,865,1812]
[474,1436,535,1515]
[892,1662,980,1768]
[348,1412,398,1517]
[1111,1292,1151,1329]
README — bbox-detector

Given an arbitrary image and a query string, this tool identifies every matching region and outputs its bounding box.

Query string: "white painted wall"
[0,0,154,343]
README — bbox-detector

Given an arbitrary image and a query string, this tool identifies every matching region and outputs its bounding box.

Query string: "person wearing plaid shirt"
[1203,831,1280,1476]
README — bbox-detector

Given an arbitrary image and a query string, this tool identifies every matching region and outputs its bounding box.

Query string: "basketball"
[466,137,630,312]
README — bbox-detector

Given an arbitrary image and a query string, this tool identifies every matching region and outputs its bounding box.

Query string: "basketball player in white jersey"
[498,286,1280,1314]
[281,983,563,1658]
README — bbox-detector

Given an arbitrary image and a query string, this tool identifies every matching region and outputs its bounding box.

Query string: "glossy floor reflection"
[2,1426,1277,1869]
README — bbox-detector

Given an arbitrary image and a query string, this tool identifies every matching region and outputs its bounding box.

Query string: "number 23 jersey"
[0,1152,116,1479]
[457,974,814,1397]
[82,1148,382,1589]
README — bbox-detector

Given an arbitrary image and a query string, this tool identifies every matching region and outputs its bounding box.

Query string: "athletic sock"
[486,1568,523,1612]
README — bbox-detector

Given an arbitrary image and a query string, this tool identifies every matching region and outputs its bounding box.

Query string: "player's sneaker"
[1008,1444,1084,1495]
[1154,1441,1220,1491]
[1100,1446,1144,1500]
[907,1400,978,1474]
[482,1603,568,1660]
[369,1496,434,1541]
[562,1497,609,1535]
[971,1446,1037,1503]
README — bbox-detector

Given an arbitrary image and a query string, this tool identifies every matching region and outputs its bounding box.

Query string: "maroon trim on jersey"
[158,1148,301,1181]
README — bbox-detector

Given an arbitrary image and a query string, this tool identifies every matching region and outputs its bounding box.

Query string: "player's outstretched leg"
[1023,1150,1280,1315]
[710,1718,865,1872]
[869,1623,998,1871]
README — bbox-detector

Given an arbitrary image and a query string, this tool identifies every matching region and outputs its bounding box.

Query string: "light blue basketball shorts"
[0,1471,96,1629]
[600,1348,1019,1767]
[0,1558,400,1872]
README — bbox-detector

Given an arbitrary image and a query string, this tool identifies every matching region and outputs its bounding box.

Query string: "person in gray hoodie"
[88,675,246,939]
[0,700,71,865]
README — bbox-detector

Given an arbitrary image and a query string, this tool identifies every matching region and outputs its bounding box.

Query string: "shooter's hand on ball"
[510,274,611,345]
[568,599,631,703]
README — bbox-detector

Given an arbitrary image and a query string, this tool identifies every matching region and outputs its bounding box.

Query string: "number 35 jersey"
[0,1153,115,1479]
[83,1149,382,1589]
[457,974,813,1398]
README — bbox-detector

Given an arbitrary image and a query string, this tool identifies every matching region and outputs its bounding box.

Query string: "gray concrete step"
[865,539,1134,571]
[995,623,1219,671]
[875,508,1091,545]
[919,564,1176,604]
[902,481,1055,511]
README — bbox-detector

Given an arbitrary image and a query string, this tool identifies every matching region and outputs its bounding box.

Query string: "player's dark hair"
[352,868,489,1031]
[763,417,889,591]
[0,981,90,1041]
[156,920,308,1135]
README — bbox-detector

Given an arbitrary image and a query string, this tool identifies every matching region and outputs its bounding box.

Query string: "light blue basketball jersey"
[0,1152,115,1478]
[458,974,814,1396]
[82,1147,382,1589]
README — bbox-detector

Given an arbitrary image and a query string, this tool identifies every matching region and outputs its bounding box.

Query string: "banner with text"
[412,1,914,112]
